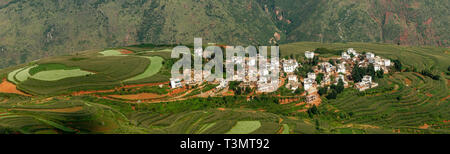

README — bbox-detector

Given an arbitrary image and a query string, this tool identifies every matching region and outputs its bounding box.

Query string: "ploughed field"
[0,42,448,134]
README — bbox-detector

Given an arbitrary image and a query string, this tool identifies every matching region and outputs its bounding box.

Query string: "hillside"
[0,42,448,134]
[0,0,448,69]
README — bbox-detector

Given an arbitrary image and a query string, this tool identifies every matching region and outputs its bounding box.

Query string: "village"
[170,48,393,105]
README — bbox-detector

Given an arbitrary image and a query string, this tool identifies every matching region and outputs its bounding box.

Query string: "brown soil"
[404,78,411,86]
[0,79,31,96]
[305,93,322,108]
[12,106,83,113]
[419,124,430,129]
[168,87,187,96]
[440,95,450,102]
[295,102,305,106]
[123,82,169,89]
[109,93,163,100]
[119,49,134,54]
[279,97,300,105]
[217,108,226,111]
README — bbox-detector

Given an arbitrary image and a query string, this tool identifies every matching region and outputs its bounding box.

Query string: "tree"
[318,86,328,96]
[393,59,402,72]
[294,88,303,94]
[366,63,375,77]
[376,68,384,79]
[316,73,324,84]
[336,79,344,93]
[352,66,363,82]
[326,90,338,99]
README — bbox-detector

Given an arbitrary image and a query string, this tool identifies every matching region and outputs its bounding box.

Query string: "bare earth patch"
[419,124,430,129]
[404,78,411,86]
[119,49,134,54]
[0,79,31,96]
[217,108,226,111]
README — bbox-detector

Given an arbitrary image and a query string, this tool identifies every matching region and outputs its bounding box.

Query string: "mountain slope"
[0,0,448,68]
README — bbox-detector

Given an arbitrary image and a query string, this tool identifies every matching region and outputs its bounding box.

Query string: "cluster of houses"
[170,47,393,103]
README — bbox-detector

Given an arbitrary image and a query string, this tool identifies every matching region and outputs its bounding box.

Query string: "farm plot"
[30,69,94,81]
[14,65,37,82]
[7,65,37,84]
[124,56,164,82]
[99,50,123,56]
[326,72,449,133]
[226,121,261,134]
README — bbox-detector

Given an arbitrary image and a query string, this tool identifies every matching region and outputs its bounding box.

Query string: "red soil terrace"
[0,79,31,96]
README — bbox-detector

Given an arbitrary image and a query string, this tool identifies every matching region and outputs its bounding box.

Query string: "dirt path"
[0,79,31,96]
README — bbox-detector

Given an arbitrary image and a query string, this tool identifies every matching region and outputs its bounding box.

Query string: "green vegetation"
[226,121,262,134]
[30,69,94,81]
[29,63,78,75]
[124,56,164,82]
[99,50,123,56]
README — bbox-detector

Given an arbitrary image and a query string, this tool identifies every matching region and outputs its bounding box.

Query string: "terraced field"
[325,72,449,133]
[281,42,450,73]
[0,42,448,134]
[3,52,172,95]
[124,56,164,82]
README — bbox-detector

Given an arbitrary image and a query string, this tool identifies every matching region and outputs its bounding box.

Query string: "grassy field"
[124,56,164,82]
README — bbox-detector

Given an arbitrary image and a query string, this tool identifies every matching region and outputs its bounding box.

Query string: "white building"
[362,75,372,84]
[347,48,357,55]
[355,75,378,91]
[283,59,298,73]
[366,52,375,59]
[170,78,182,89]
[304,78,315,91]
[374,64,381,71]
[342,52,351,60]
[288,75,298,83]
[307,72,316,80]
[305,51,315,59]
[384,59,391,67]
[337,63,346,74]
[320,62,335,73]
